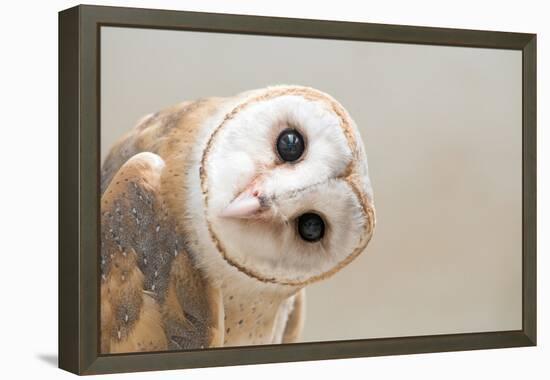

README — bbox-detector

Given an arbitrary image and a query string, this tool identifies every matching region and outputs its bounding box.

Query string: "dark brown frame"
[59,4,537,375]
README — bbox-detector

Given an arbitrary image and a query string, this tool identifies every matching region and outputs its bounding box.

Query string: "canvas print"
[100,27,522,354]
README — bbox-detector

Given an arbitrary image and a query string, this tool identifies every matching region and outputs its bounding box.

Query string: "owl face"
[199,86,374,286]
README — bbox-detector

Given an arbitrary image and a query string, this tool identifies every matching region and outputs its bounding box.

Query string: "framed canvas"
[58,4,536,375]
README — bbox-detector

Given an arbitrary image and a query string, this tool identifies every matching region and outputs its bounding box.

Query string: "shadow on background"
[37,354,58,367]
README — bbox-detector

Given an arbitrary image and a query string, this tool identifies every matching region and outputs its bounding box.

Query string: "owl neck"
[207,249,302,300]
[217,270,301,346]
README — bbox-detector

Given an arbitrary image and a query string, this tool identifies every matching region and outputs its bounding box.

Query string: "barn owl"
[100,85,375,353]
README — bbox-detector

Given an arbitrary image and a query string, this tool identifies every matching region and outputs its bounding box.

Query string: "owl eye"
[297,213,325,242]
[276,129,305,162]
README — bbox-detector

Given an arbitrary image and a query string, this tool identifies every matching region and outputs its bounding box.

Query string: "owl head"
[188,85,375,289]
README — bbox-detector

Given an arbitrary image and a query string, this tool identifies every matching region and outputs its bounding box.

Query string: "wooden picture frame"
[59,4,536,375]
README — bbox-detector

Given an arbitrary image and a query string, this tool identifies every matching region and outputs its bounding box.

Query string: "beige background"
[101,27,522,342]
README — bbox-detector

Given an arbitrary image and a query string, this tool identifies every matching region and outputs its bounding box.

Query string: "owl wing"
[282,289,306,343]
[100,152,223,353]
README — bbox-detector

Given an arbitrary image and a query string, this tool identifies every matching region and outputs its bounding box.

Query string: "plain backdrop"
[101,28,522,342]
[1,0,548,379]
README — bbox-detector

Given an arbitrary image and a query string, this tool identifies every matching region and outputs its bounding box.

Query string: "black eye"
[297,213,325,242]
[276,128,305,162]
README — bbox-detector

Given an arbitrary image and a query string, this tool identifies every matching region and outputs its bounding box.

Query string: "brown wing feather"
[100,152,222,353]
[100,98,223,194]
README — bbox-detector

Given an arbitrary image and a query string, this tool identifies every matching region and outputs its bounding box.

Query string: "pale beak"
[220,187,264,218]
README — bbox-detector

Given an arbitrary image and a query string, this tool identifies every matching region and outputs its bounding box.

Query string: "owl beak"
[220,188,264,218]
